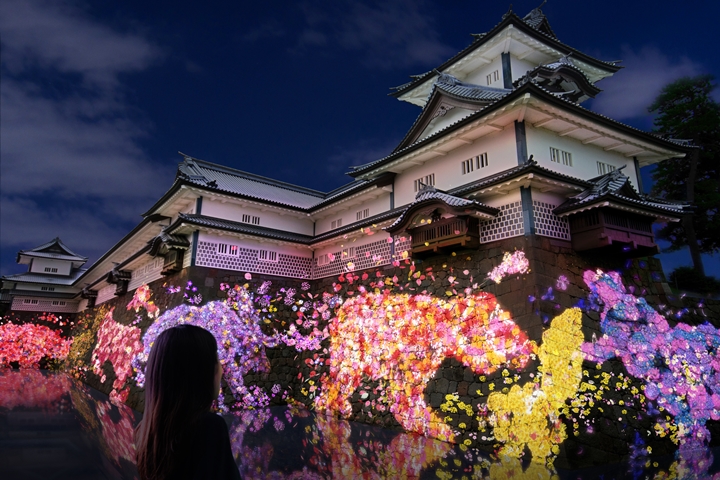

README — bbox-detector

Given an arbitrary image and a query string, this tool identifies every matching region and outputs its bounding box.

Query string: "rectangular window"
[258,250,278,262]
[461,158,473,175]
[44,267,58,273]
[342,247,356,259]
[51,301,66,306]
[217,243,228,255]
[41,286,55,291]
[597,161,616,175]
[331,218,342,229]
[486,73,492,85]
[550,147,573,166]
[414,173,435,192]
[229,245,239,256]
[24,299,39,304]
[317,254,331,266]
[476,152,488,168]
[356,208,369,221]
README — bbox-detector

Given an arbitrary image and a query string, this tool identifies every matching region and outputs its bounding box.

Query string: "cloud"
[590,46,703,120]
[293,0,454,69]
[0,0,170,274]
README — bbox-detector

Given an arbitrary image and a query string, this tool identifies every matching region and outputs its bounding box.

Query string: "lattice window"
[476,152,488,168]
[356,209,369,221]
[414,174,435,192]
[24,299,39,304]
[597,161,616,175]
[196,241,312,279]
[550,147,572,166]
[51,301,66,306]
[242,214,261,225]
[341,247,356,259]
[41,286,55,291]
[331,218,342,229]
[533,201,570,240]
[480,201,524,243]
[44,267,58,273]
[461,158,474,175]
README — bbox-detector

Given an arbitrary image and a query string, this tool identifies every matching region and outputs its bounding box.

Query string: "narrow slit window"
[597,161,616,175]
[414,174,435,192]
[476,152,488,168]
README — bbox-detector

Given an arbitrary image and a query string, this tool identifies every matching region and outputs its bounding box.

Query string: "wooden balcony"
[410,217,480,255]
[568,208,658,256]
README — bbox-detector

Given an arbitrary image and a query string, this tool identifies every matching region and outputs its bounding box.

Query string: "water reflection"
[1,370,719,479]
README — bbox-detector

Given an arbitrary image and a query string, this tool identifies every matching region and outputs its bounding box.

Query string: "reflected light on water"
[1,369,719,479]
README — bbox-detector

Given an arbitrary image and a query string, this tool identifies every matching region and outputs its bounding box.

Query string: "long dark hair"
[135,324,219,480]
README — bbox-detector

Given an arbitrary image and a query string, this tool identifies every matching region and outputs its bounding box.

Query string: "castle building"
[3,5,690,314]
[1,238,86,314]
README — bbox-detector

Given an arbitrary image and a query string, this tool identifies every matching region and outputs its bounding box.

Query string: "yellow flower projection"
[486,308,584,466]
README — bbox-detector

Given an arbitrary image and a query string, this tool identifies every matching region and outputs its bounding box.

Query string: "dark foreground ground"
[1,369,718,479]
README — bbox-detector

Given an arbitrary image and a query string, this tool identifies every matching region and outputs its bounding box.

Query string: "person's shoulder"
[198,412,230,433]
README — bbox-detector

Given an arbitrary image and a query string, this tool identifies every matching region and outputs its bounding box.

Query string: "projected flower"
[90,308,143,403]
[487,308,584,466]
[582,269,720,452]
[0,322,72,368]
[315,291,536,441]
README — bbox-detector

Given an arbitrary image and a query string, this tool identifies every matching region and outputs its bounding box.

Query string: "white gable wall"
[463,56,505,88]
[394,125,517,207]
[29,258,73,276]
[525,126,640,188]
[510,56,537,82]
[201,200,313,235]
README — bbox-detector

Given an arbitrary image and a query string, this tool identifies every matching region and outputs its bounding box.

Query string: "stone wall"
[57,237,719,469]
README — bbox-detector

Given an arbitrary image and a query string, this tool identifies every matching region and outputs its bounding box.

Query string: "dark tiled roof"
[178,158,325,209]
[353,81,692,178]
[390,11,620,97]
[449,158,591,197]
[554,169,688,216]
[18,237,87,262]
[1,269,88,285]
[171,213,314,244]
[387,186,499,232]
[435,73,511,101]
[4,290,79,299]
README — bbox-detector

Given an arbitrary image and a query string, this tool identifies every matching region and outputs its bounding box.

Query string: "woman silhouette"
[135,324,242,480]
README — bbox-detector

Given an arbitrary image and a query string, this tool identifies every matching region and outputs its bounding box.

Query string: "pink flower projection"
[315,291,536,441]
[90,308,143,403]
[582,269,720,452]
[0,322,72,368]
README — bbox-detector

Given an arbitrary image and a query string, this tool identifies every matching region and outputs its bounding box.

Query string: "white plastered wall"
[201,200,313,235]
[525,126,639,188]
[510,56,536,82]
[315,192,392,236]
[463,56,504,88]
[29,258,72,276]
[394,125,518,207]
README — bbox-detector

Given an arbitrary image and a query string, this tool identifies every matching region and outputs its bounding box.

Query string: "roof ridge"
[180,156,327,197]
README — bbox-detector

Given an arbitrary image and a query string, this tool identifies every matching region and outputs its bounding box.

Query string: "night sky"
[2,0,719,279]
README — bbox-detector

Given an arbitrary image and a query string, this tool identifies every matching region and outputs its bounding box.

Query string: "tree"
[649,75,720,277]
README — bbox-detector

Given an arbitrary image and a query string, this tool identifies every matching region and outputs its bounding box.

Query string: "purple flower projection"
[582,270,720,452]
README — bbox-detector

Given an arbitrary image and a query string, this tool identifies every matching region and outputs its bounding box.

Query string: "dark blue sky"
[2,0,719,278]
